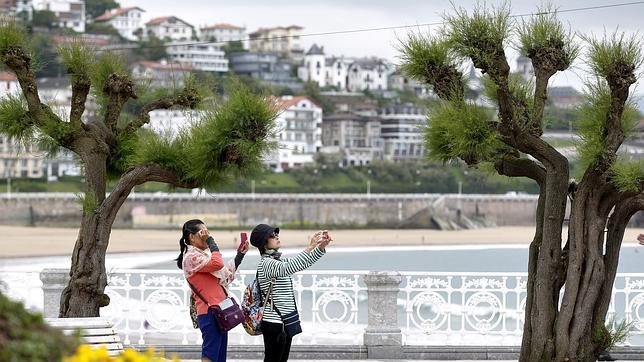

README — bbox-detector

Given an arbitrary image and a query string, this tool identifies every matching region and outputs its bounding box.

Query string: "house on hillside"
[93,6,145,41]
[145,16,194,41]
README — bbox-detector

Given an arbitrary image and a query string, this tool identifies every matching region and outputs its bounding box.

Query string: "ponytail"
[175,219,205,269]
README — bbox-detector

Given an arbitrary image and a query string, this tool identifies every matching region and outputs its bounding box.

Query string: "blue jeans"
[197,309,228,362]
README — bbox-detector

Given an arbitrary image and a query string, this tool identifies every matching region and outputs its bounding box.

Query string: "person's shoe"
[598,351,617,361]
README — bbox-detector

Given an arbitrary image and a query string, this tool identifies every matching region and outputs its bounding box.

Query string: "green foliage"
[517,4,578,67]
[398,33,455,81]
[183,84,279,188]
[576,81,639,168]
[0,20,28,56]
[298,81,333,113]
[85,22,120,37]
[106,131,140,178]
[483,73,534,105]
[86,0,120,19]
[58,41,95,83]
[129,130,190,178]
[90,52,128,111]
[30,33,64,77]
[444,2,511,66]
[425,101,502,163]
[610,159,644,193]
[222,40,246,58]
[585,31,643,79]
[132,33,167,61]
[31,10,58,29]
[593,317,635,354]
[0,292,78,361]
[76,191,98,215]
[0,94,32,143]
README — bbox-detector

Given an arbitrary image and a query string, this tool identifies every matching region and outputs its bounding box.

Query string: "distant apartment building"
[93,6,145,41]
[145,16,194,41]
[321,112,384,166]
[265,96,322,171]
[389,70,433,98]
[516,55,534,81]
[228,52,301,90]
[200,23,247,48]
[0,136,45,178]
[0,0,32,21]
[548,86,582,109]
[249,25,303,60]
[167,41,228,73]
[298,45,390,92]
[379,103,426,161]
[32,0,85,32]
[0,71,19,98]
[131,60,193,88]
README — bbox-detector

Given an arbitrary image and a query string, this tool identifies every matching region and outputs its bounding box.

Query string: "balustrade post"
[39,268,69,318]
[362,271,404,359]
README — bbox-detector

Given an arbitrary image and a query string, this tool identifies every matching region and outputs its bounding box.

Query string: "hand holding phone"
[238,232,249,253]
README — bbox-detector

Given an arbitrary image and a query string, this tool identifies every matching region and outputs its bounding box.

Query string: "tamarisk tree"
[0,22,278,317]
[400,4,643,362]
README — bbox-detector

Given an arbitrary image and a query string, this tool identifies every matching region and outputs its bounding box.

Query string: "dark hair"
[175,219,205,269]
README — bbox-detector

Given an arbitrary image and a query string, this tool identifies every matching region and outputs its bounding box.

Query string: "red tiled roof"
[250,25,303,36]
[94,7,144,21]
[201,23,244,31]
[134,60,193,71]
[275,96,321,110]
[0,71,17,81]
[146,16,192,27]
[51,35,111,46]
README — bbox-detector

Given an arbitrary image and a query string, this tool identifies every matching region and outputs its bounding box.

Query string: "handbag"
[187,280,244,332]
[268,277,302,338]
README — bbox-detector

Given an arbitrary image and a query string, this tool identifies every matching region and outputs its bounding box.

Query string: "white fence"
[1,269,644,346]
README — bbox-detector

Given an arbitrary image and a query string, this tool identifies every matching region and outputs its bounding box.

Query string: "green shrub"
[0,292,78,362]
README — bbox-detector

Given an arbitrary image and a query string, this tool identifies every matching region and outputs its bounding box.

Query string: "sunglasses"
[269,232,280,239]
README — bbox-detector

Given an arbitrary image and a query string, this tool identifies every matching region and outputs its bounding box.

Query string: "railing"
[2,269,644,347]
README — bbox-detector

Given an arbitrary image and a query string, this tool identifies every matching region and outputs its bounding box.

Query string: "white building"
[347,58,389,92]
[379,103,427,161]
[93,6,145,41]
[167,41,228,73]
[131,60,193,89]
[299,45,390,92]
[200,23,247,48]
[32,0,85,33]
[0,71,19,98]
[145,16,194,42]
[266,96,323,171]
[0,0,33,21]
[249,25,303,60]
[147,109,202,138]
[322,112,383,166]
[516,55,534,81]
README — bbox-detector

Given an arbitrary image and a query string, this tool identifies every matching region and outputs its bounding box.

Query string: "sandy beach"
[0,225,643,258]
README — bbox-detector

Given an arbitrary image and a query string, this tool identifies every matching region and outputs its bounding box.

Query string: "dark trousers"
[261,320,292,362]
[197,309,228,362]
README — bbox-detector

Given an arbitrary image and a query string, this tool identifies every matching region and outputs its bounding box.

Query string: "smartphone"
[240,232,249,248]
[322,231,329,240]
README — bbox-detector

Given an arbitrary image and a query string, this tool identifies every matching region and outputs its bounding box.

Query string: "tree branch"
[103,74,137,132]
[596,192,644,322]
[101,164,198,226]
[70,76,91,128]
[2,47,45,122]
[121,88,201,135]
[494,154,546,186]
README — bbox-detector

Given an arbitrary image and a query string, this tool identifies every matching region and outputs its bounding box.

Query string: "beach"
[1,225,643,258]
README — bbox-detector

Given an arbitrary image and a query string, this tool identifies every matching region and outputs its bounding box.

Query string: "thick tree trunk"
[59,152,113,317]
[520,184,635,362]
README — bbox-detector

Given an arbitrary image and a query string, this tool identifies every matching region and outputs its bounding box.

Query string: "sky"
[119,0,644,95]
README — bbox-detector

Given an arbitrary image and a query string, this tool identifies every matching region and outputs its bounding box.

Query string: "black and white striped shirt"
[257,247,325,324]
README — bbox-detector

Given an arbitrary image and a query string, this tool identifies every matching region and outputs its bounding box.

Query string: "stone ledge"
[138,344,644,360]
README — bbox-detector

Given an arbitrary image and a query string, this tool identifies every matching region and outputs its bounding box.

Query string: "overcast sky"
[119,0,644,92]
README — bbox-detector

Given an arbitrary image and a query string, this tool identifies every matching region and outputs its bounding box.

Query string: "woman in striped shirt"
[250,224,332,362]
